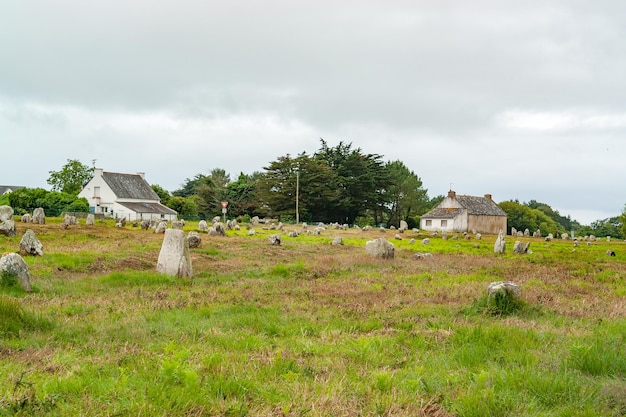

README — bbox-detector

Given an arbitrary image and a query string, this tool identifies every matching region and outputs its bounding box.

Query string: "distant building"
[78,168,177,221]
[420,190,507,234]
[0,185,24,195]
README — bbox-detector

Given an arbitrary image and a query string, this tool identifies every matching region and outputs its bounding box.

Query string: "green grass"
[1,219,626,415]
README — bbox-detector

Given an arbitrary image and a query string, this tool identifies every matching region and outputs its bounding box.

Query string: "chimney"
[448,190,456,198]
[94,168,103,177]
[137,172,145,180]
[484,194,492,201]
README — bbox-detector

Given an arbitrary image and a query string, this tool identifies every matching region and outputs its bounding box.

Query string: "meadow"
[1,218,625,416]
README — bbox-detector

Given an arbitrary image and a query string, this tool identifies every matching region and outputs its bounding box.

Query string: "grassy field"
[1,219,625,416]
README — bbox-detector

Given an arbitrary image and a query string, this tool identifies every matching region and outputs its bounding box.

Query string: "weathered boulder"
[86,214,95,225]
[0,205,16,237]
[155,221,168,233]
[248,229,256,236]
[187,231,201,248]
[208,222,226,236]
[422,238,430,245]
[156,229,193,278]
[140,220,151,230]
[513,241,530,255]
[32,208,46,224]
[394,234,402,240]
[414,252,433,260]
[251,216,260,226]
[118,217,127,227]
[0,253,32,291]
[366,238,394,259]
[198,220,208,232]
[19,229,44,256]
[487,281,521,298]
[331,237,343,246]
[268,234,282,245]
[171,220,184,230]
[21,213,32,223]
[399,220,408,232]
[494,231,506,254]
[607,250,616,257]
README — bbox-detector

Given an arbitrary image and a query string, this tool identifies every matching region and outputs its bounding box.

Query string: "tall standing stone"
[0,205,16,237]
[86,214,95,225]
[19,229,44,256]
[32,208,46,224]
[156,229,193,278]
[494,230,506,254]
[0,253,32,291]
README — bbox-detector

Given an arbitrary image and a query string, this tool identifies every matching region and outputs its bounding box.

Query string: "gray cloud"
[1,0,625,224]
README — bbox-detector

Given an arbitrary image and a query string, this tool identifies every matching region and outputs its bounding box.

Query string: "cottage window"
[425,220,432,227]
[441,220,447,227]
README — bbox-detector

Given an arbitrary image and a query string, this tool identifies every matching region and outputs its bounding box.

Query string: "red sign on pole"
[221,201,228,209]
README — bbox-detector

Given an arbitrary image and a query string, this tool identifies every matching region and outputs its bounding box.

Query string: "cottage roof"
[421,208,463,219]
[0,185,24,195]
[456,195,507,216]
[116,201,177,215]
[102,172,159,200]
[421,193,507,219]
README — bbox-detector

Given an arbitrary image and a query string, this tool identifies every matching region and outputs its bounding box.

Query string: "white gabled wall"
[78,168,116,215]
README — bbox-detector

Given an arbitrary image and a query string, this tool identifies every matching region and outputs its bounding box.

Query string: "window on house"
[441,220,447,227]
[425,220,432,227]
[94,186,100,197]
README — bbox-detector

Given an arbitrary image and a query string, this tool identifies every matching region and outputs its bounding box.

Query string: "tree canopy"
[47,159,94,195]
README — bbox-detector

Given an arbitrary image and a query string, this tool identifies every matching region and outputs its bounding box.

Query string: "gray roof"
[0,185,24,195]
[421,208,464,219]
[102,172,160,200]
[456,195,507,216]
[422,194,507,218]
[116,201,177,215]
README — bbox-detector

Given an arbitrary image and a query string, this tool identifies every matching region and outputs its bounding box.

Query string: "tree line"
[2,142,625,237]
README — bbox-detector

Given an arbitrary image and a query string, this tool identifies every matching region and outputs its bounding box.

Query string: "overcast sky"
[2,1,625,225]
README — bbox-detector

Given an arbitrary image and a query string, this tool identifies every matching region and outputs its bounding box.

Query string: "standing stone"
[155,221,168,233]
[365,238,395,259]
[0,206,16,237]
[487,281,521,298]
[171,220,184,230]
[399,220,408,232]
[513,241,530,254]
[422,238,431,245]
[442,230,448,240]
[208,222,226,236]
[19,229,44,256]
[86,214,95,225]
[251,216,260,226]
[268,234,282,245]
[394,234,402,240]
[0,253,32,291]
[331,237,343,246]
[248,229,256,236]
[141,220,151,230]
[476,233,482,240]
[187,231,201,248]
[21,214,32,223]
[494,230,506,254]
[32,207,46,224]
[198,220,208,232]
[156,229,193,278]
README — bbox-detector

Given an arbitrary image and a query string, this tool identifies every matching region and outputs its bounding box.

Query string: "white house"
[0,185,24,195]
[420,190,507,235]
[78,168,177,221]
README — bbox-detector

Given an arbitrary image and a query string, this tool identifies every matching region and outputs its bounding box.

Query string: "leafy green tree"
[47,159,94,195]
[173,174,218,218]
[499,200,558,236]
[383,160,429,227]
[167,196,199,218]
[225,172,263,218]
[8,188,88,216]
[151,184,171,205]
[257,153,337,222]
[620,205,626,238]
[583,217,624,239]
[526,200,581,231]
[314,139,388,224]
